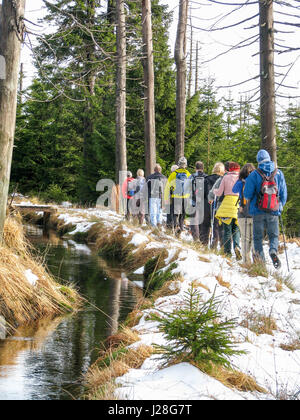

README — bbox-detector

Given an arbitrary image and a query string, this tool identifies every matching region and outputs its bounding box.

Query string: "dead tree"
[115,0,127,184]
[259,0,277,163]
[0,0,26,240]
[175,0,189,163]
[142,0,156,177]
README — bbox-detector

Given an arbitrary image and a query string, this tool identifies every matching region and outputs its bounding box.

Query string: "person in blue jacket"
[244,149,288,269]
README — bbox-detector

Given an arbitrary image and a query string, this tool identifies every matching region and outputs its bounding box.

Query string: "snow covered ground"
[16,199,300,400]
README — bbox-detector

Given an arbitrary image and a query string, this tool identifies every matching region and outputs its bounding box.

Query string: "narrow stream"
[0,226,141,400]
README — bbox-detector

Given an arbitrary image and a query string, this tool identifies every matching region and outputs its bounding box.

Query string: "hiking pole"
[279,215,290,273]
[209,200,216,249]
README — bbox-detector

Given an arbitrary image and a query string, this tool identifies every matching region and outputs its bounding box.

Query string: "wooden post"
[175,0,189,163]
[0,0,26,240]
[142,0,156,177]
[259,0,277,163]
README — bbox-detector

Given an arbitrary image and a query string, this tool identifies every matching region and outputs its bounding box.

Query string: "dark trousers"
[223,219,240,256]
[166,197,175,229]
[173,198,186,232]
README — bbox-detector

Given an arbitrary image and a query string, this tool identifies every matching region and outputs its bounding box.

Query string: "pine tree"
[151,286,245,368]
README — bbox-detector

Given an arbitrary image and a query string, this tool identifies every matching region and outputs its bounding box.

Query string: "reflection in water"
[0,227,141,400]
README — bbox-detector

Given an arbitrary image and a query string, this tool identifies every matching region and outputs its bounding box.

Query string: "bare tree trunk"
[115,0,127,183]
[187,10,193,100]
[195,41,199,93]
[0,0,26,240]
[142,0,156,177]
[259,0,277,163]
[175,0,189,163]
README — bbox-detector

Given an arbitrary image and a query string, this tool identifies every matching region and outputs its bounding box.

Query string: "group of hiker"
[121,149,287,269]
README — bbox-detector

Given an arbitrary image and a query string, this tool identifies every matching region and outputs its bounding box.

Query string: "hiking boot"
[270,252,281,269]
[234,247,242,261]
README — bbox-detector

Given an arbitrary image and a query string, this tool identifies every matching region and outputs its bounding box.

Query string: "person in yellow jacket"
[214,161,241,259]
[164,157,191,234]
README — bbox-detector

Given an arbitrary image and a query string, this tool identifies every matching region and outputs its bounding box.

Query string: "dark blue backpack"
[174,171,188,196]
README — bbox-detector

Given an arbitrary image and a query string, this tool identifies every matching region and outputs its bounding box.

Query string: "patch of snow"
[25,269,39,287]
[129,233,149,247]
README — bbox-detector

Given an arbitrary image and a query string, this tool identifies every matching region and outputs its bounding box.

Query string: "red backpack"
[257,168,279,212]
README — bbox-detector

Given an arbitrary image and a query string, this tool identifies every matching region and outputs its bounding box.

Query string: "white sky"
[20,0,300,111]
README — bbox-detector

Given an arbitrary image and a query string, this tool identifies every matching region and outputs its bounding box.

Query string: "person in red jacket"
[122,171,135,220]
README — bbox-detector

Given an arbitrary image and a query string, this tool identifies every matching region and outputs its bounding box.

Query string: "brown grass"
[95,225,135,260]
[280,339,300,352]
[0,217,81,334]
[215,273,231,290]
[86,344,153,400]
[240,309,277,336]
[125,243,168,272]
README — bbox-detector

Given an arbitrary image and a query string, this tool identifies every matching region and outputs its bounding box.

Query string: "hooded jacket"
[244,150,287,216]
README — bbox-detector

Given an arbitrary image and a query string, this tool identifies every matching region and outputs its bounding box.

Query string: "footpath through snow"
[19,200,300,400]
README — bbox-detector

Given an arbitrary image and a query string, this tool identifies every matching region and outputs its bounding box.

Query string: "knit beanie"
[178,157,187,168]
[229,162,240,172]
[256,149,271,164]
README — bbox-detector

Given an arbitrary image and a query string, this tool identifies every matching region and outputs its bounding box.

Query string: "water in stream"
[0,226,141,400]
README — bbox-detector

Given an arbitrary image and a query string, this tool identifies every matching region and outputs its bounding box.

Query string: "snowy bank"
[14,201,300,400]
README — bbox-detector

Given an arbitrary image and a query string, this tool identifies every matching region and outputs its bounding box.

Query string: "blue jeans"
[223,219,240,256]
[149,198,163,227]
[253,213,279,260]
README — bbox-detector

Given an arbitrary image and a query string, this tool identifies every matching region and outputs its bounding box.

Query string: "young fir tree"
[151,286,245,368]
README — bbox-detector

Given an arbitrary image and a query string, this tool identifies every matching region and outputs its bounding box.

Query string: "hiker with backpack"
[133,169,146,225]
[145,164,167,228]
[121,171,135,221]
[244,150,287,269]
[164,157,191,235]
[188,161,207,243]
[205,162,226,248]
[232,163,256,264]
[166,164,179,230]
[214,162,242,260]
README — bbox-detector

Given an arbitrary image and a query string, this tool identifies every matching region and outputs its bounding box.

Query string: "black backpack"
[191,172,207,203]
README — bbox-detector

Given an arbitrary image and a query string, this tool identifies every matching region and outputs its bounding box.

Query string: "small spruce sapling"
[151,286,245,368]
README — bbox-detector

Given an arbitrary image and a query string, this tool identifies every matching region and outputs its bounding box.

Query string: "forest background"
[9,0,300,235]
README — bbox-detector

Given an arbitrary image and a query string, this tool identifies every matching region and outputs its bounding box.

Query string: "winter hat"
[256,149,271,164]
[178,157,187,168]
[171,164,179,172]
[229,162,240,172]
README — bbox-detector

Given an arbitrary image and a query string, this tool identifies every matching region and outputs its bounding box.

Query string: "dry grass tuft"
[213,366,267,394]
[105,326,140,350]
[240,310,277,336]
[96,226,134,260]
[86,344,153,400]
[215,273,231,290]
[86,222,108,243]
[0,217,80,334]
[125,243,167,272]
[193,361,267,394]
[191,280,211,292]
[152,278,181,299]
[280,339,300,352]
